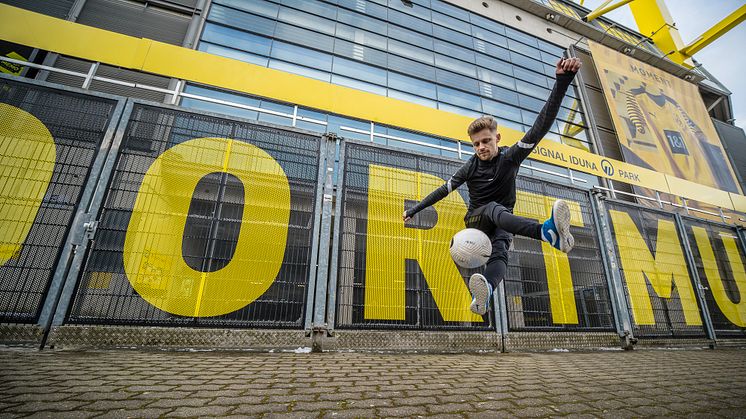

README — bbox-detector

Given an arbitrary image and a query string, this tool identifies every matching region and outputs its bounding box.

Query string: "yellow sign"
[608,209,702,326]
[589,41,742,198]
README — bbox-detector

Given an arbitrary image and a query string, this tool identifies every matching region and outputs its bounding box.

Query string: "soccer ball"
[449,228,492,269]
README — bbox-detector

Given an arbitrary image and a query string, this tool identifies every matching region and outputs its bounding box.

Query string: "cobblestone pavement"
[1,347,746,418]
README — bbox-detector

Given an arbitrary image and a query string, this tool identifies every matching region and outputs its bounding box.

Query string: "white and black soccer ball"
[449,228,492,269]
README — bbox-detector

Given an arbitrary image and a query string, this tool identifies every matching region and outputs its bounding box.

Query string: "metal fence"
[3,74,746,349]
[332,140,492,330]
[64,102,325,328]
[507,179,614,332]
[680,216,746,337]
[604,200,708,338]
[0,75,121,323]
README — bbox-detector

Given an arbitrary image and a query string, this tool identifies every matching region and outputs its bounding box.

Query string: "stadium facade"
[0,0,745,351]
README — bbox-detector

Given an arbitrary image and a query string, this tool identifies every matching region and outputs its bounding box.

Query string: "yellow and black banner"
[66,104,322,327]
[682,217,746,336]
[0,77,119,322]
[606,201,706,337]
[589,41,742,201]
[335,141,615,331]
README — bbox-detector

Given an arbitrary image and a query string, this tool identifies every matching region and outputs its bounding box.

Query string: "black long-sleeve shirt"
[406,71,576,217]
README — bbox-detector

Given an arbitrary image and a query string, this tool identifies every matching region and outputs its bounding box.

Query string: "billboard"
[589,41,742,201]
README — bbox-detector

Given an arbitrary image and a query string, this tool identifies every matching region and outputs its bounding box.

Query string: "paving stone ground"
[1,347,746,418]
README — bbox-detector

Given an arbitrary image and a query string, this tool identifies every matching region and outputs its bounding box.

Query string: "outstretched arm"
[506,57,581,164]
[402,157,474,221]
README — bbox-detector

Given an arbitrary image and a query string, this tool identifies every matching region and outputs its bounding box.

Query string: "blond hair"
[467,115,497,136]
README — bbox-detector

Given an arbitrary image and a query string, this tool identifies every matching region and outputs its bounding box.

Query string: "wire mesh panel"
[506,179,614,332]
[681,217,746,338]
[605,201,706,337]
[67,104,321,328]
[336,141,491,330]
[0,77,117,322]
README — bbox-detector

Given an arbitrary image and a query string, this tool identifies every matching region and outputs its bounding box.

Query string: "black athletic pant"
[464,202,543,288]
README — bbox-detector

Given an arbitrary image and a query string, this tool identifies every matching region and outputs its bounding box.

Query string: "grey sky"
[581,0,745,131]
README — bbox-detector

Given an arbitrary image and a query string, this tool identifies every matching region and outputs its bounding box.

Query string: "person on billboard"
[402,56,582,316]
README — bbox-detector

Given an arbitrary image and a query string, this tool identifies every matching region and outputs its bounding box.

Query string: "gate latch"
[82,220,99,240]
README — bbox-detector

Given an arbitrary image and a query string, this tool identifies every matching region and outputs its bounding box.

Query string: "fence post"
[674,214,718,344]
[325,137,346,335]
[308,133,337,351]
[589,189,637,349]
[37,98,128,343]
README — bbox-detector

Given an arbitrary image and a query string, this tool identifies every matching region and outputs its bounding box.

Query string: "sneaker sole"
[553,200,574,253]
[469,274,490,316]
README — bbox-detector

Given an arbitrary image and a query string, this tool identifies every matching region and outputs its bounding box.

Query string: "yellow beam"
[680,4,746,58]
[583,0,634,22]
[628,0,692,67]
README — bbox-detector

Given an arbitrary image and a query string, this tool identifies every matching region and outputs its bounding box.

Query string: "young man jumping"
[403,56,582,316]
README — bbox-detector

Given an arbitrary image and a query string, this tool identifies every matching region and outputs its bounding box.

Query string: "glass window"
[437,103,482,119]
[475,53,512,77]
[201,23,272,56]
[431,11,470,34]
[497,118,525,133]
[268,59,331,82]
[482,98,522,123]
[279,24,335,50]
[198,42,269,67]
[214,0,279,19]
[258,99,294,126]
[469,13,506,34]
[477,68,515,91]
[433,25,472,48]
[516,79,549,99]
[435,69,479,94]
[333,39,388,67]
[518,94,545,113]
[437,85,481,111]
[281,0,338,20]
[208,4,276,37]
[431,0,469,21]
[389,9,432,35]
[507,38,537,57]
[388,25,433,50]
[332,75,387,95]
[434,54,476,77]
[328,115,370,141]
[521,109,539,125]
[434,40,474,63]
[471,26,508,48]
[338,0,387,20]
[295,107,328,132]
[181,84,261,120]
[333,57,387,86]
[505,27,538,47]
[388,54,436,80]
[510,51,545,73]
[387,71,436,99]
[479,82,518,103]
[271,41,333,72]
[473,39,509,61]
[278,6,336,35]
[388,89,437,108]
[335,24,387,50]
[513,66,550,88]
[388,39,434,65]
[336,8,387,36]
[388,0,431,21]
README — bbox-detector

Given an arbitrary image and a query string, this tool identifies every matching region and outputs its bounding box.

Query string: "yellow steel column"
[628,0,692,67]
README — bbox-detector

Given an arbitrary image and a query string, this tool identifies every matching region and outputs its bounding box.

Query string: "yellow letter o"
[0,104,56,265]
[123,137,291,317]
